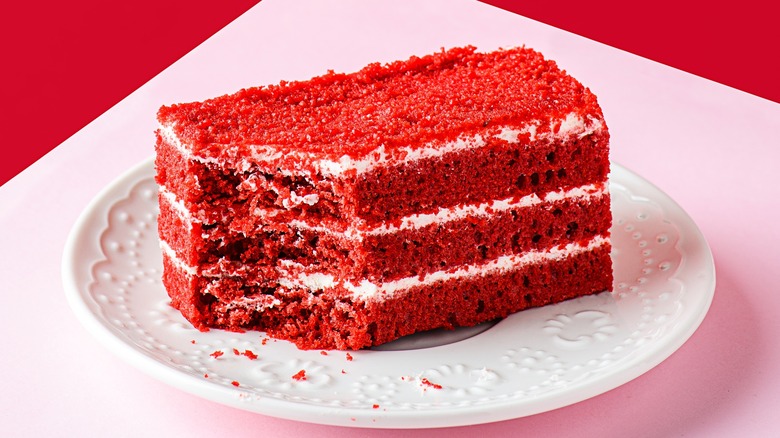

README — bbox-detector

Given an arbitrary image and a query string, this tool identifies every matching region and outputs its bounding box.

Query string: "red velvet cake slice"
[155,46,613,350]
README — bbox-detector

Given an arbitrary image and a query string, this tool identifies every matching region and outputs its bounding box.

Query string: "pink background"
[2,1,779,436]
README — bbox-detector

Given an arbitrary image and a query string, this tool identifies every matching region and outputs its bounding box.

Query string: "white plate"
[63,158,715,428]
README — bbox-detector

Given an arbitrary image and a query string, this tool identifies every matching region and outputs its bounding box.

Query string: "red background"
[1,0,777,187]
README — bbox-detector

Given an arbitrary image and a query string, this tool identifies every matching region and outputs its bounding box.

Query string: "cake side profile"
[155,46,613,350]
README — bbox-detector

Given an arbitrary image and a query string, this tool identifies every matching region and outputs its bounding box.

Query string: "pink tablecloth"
[2,1,779,436]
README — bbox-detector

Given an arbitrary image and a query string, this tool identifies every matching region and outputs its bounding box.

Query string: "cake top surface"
[158,46,604,168]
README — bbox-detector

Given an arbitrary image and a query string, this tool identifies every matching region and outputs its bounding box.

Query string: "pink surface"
[1,1,778,436]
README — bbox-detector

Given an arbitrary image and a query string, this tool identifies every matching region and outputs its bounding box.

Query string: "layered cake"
[155,46,613,350]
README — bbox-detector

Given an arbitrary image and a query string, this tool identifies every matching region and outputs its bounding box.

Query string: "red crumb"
[261,338,269,345]
[420,378,443,389]
[243,349,258,360]
[373,404,380,409]
[320,351,328,356]
[191,340,196,344]
[341,369,346,374]
[232,348,240,355]
[231,381,240,387]
[346,353,353,361]
[210,350,224,358]
[204,373,209,378]
[292,370,307,381]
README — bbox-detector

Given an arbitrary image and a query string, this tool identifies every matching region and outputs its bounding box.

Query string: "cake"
[155,46,613,350]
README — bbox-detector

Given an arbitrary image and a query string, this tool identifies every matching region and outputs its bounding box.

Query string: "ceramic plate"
[63,158,715,428]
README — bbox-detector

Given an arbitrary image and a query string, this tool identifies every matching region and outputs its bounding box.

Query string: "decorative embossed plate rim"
[63,158,715,429]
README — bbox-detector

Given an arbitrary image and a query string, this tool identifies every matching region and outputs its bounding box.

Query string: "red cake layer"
[157,46,601,164]
[155,118,609,225]
[162,240,612,350]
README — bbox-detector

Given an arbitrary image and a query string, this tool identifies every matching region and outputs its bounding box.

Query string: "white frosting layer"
[279,235,610,300]
[160,231,610,301]
[315,134,486,177]
[159,111,604,178]
[495,113,603,144]
[159,185,193,229]
[161,181,606,240]
[365,184,604,235]
[285,184,605,239]
[160,240,196,276]
[224,294,281,311]
[159,124,218,166]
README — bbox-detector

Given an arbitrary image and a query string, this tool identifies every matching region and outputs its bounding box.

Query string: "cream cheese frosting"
[159,182,608,240]
[161,231,609,301]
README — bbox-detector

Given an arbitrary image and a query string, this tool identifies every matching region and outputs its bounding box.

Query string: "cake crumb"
[320,351,328,356]
[231,380,240,387]
[191,340,196,344]
[210,350,224,359]
[420,378,443,389]
[233,348,240,355]
[372,404,380,409]
[204,373,209,378]
[292,370,307,381]
[346,353,353,361]
[261,337,269,345]
[243,349,258,360]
